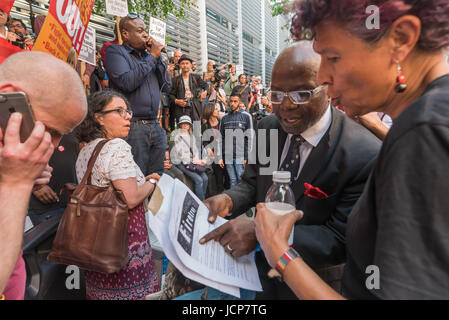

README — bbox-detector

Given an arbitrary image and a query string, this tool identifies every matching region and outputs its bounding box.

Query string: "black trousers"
[169,103,177,131]
[206,163,226,197]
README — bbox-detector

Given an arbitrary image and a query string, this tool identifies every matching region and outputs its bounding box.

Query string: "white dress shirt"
[279,105,332,180]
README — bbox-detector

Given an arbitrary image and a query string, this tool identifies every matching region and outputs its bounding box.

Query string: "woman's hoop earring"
[395,61,407,93]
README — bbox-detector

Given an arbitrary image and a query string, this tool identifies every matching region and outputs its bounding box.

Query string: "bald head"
[273,41,321,81]
[271,41,329,135]
[0,52,87,144]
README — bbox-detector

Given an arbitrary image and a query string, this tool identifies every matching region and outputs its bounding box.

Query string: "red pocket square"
[304,183,329,199]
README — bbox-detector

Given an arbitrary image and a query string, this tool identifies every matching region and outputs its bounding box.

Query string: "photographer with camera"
[168,49,182,79]
[208,78,228,118]
[169,55,209,122]
[224,63,238,100]
[7,19,34,50]
[202,61,215,83]
[204,61,234,86]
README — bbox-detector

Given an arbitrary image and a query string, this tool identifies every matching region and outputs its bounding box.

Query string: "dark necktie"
[280,135,305,180]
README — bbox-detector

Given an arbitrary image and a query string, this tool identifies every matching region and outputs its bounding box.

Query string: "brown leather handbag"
[48,139,129,274]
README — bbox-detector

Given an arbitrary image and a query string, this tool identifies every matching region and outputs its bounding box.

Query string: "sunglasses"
[128,13,139,19]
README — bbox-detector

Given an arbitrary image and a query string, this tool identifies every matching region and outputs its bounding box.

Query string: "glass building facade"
[10,0,290,86]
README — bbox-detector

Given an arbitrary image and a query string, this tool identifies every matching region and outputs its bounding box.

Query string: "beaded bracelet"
[275,247,301,276]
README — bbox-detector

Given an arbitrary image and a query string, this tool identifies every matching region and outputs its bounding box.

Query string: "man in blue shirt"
[105,15,171,175]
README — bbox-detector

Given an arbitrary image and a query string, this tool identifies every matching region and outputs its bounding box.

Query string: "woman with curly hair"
[255,0,449,299]
[75,91,160,300]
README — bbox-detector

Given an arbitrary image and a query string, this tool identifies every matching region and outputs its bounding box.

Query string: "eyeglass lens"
[272,91,312,104]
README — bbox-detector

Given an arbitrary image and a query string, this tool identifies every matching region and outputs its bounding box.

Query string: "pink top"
[3,252,26,300]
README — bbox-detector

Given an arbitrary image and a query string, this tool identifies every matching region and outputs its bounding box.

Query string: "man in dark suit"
[168,55,209,123]
[199,41,381,299]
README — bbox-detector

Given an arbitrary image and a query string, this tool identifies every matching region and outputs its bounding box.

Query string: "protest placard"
[106,0,128,17]
[33,0,95,60]
[78,25,96,66]
[236,64,244,76]
[149,17,166,46]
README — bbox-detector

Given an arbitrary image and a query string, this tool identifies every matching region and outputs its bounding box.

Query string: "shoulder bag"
[47,139,129,274]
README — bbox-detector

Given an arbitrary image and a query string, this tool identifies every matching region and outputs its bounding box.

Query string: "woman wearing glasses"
[255,0,449,299]
[75,91,161,300]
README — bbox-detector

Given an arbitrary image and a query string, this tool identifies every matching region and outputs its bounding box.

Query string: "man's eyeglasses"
[128,13,139,19]
[271,85,327,105]
[10,23,24,29]
[98,108,133,118]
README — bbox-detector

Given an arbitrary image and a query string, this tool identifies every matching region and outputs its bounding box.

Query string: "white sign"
[149,17,166,46]
[106,0,128,17]
[78,26,96,66]
[236,64,244,76]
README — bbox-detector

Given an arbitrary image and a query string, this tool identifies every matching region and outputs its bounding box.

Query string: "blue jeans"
[126,121,167,176]
[28,207,65,226]
[225,158,245,188]
[177,164,208,201]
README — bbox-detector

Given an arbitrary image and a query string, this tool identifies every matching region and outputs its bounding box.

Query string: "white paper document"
[145,174,262,298]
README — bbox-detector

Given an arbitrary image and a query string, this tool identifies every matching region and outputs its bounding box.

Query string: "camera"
[253,110,270,122]
[168,57,180,75]
[213,68,227,85]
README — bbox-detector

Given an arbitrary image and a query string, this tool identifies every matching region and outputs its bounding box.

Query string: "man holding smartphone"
[0,51,87,299]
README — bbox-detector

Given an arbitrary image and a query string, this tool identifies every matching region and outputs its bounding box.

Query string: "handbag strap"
[179,136,194,158]
[79,139,110,186]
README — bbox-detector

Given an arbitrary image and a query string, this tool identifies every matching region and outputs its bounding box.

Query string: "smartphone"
[0,92,36,143]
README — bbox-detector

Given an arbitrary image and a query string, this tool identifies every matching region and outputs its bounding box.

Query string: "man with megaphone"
[105,13,171,177]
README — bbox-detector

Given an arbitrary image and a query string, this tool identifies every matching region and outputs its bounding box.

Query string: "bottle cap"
[272,171,291,183]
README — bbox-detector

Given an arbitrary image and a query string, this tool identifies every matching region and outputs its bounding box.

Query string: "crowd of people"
[1,0,449,301]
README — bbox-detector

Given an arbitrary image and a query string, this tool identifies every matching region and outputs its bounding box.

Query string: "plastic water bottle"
[265,171,296,246]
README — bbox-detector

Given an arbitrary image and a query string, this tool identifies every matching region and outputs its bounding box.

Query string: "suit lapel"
[178,75,185,98]
[293,107,340,203]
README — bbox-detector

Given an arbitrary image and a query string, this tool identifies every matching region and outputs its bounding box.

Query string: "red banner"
[0,0,15,14]
[0,38,25,64]
[33,0,95,60]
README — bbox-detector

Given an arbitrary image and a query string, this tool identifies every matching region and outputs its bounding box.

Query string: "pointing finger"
[199,222,231,245]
